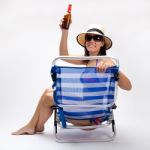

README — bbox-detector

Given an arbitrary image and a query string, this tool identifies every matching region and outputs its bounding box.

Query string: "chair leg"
[112,120,115,132]
[54,108,58,134]
[111,119,116,140]
[51,106,57,134]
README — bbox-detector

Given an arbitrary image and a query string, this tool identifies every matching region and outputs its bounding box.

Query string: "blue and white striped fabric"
[52,66,119,120]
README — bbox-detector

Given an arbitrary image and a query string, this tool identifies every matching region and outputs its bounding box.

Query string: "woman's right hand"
[59,18,72,31]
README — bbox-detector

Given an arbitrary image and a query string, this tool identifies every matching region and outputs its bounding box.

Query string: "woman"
[12,23,132,135]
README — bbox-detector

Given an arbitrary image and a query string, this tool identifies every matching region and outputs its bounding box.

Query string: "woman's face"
[85,34,104,56]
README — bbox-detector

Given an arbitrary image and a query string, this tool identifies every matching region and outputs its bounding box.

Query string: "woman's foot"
[12,124,45,135]
[11,125,35,135]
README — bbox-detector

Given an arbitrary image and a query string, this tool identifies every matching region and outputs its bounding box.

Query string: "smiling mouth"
[88,44,96,48]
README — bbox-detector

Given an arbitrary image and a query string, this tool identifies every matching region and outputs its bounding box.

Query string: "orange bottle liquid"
[61,4,72,29]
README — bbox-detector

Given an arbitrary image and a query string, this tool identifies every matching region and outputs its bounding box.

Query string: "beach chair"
[51,56,119,142]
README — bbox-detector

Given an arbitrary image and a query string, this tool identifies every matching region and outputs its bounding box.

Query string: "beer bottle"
[61,4,72,29]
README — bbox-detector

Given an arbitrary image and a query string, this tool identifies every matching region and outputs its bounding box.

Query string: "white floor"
[1,93,150,150]
[1,120,150,150]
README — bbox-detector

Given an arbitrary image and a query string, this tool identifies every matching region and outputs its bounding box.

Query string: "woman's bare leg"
[12,88,54,135]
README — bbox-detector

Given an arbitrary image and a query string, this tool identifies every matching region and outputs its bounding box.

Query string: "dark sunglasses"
[85,34,103,42]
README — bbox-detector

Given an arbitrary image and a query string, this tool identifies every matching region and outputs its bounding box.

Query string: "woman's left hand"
[96,59,116,72]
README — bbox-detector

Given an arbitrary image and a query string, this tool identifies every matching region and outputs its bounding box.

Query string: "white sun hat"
[76,24,112,50]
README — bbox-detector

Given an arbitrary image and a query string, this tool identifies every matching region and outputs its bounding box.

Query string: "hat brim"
[76,32,112,50]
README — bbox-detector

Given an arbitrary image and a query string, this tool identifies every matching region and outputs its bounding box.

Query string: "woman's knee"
[44,88,53,94]
[42,89,54,107]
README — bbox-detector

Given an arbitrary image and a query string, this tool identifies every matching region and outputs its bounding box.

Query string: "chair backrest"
[51,65,119,120]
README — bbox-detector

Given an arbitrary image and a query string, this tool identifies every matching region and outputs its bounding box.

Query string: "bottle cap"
[67,4,72,13]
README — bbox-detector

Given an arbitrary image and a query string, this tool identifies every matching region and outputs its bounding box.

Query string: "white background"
[0,0,150,149]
